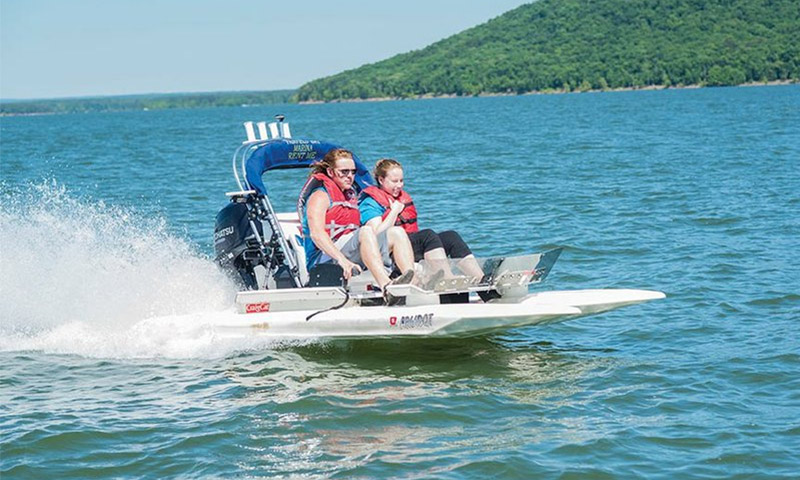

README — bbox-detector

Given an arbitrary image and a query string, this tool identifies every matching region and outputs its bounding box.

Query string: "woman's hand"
[389,199,405,216]
[339,258,362,280]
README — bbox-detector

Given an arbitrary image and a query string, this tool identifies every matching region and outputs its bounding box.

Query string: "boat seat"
[306,263,345,287]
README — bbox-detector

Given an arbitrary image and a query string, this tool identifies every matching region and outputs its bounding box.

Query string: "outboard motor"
[214,193,299,290]
[213,199,267,290]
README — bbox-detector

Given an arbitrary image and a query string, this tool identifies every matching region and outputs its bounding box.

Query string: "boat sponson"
[214,288,665,339]
[236,287,348,314]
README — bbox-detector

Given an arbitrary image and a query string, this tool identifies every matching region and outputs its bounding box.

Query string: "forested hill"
[295,0,800,101]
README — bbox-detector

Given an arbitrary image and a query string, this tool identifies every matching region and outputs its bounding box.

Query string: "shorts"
[408,228,472,262]
[320,228,392,269]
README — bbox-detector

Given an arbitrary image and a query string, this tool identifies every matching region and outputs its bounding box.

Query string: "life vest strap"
[330,201,359,209]
[327,222,359,240]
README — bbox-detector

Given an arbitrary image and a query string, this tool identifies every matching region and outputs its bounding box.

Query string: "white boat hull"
[212,289,665,339]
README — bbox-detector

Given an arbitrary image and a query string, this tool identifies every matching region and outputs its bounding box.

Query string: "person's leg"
[385,226,415,274]
[335,229,391,287]
[437,230,498,302]
[438,230,484,280]
[408,230,438,262]
[409,229,454,279]
[356,227,393,288]
[361,229,414,305]
[422,247,453,276]
[437,230,472,258]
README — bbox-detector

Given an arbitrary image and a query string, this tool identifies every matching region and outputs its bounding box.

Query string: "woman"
[359,158,485,286]
[299,149,415,296]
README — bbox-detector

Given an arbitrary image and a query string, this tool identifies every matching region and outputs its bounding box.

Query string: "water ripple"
[2,86,800,478]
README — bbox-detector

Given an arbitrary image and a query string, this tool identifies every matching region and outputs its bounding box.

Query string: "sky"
[0,0,532,100]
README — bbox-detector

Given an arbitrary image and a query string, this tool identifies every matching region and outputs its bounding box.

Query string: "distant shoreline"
[0,89,295,117]
[298,80,797,104]
[2,80,795,116]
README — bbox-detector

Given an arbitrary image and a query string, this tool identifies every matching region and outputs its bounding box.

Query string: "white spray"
[0,182,296,358]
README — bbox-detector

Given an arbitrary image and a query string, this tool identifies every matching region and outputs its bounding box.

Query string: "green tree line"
[295,0,800,101]
[0,90,295,115]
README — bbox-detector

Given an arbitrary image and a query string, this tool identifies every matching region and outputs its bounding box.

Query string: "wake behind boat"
[211,117,665,339]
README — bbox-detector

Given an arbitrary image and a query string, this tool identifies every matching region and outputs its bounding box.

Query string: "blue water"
[1,86,799,478]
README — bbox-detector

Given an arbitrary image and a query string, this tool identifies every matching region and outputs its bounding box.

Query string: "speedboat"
[211,116,665,339]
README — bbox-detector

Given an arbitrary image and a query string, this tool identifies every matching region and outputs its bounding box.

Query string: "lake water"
[1,86,799,478]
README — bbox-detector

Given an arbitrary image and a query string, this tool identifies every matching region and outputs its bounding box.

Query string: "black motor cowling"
[213,201,268,289]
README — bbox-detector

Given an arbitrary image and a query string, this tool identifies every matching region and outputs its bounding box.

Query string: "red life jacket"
[298,173,360,241]
[361,185,419,234]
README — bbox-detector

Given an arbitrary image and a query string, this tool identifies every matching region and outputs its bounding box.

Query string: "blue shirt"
[302,186,328,270]
[359,196,385,225]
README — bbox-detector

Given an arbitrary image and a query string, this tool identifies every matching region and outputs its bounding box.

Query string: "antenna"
[275,114,291,138]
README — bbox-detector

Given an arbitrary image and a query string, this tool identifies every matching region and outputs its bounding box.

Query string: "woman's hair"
[310,148,354,176]
[373,158,403,183]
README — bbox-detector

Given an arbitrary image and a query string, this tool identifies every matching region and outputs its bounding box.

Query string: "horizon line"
[0,88,298,104]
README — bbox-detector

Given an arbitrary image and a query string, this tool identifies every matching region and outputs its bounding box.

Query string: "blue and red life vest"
[361,185,419,234]
[298,173,361,268]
